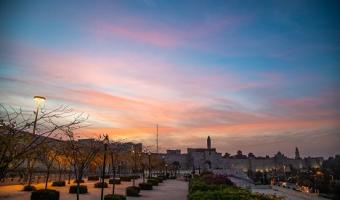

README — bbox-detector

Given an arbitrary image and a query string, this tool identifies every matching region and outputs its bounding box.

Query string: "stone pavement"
[0,179,188,200]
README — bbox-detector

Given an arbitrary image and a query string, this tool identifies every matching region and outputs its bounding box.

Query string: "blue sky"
[0,0,339,157]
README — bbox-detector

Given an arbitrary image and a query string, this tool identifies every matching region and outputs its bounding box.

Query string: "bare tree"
[63,131,101,200]
[37,140,62,189]
[0,104,88,180]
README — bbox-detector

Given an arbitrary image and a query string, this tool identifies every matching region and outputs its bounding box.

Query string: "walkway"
[0,179,188,200]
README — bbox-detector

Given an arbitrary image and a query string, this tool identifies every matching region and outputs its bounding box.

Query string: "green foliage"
[88,176,99,181]
[169,175,177,179]
[104,194,127,200]
[52,181,66,187]
[139,182,153,190]
[31,189,59,200]
[69,185,88,194]
[23,185,37,191]
[94,182,108,188]
[109,178,121,184]
[147,178,159,186]
[126,186,140,197]
[188,176,283,200]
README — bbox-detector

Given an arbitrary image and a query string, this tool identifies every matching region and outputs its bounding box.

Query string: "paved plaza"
[0,179,188,200]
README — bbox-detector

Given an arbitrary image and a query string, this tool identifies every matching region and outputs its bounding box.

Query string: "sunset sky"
[1,0,339,157]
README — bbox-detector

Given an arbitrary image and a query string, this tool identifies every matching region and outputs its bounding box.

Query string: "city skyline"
[1,1,339,157]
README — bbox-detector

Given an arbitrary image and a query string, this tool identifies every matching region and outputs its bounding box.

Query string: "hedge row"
[69,185,88,194]
[139,182,153,190]
[188,175,283,200]
[109,178,121,184]
[31,189,59,200]
[23,185,37,191]
[52,181,65,187]
[104,194,126,200]
[88,176,99,181]
[126,186,140,197]
[94,182,108,188]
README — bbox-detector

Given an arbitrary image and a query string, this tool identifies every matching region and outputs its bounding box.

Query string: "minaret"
[295,147,301,159]
[207,136,211,150]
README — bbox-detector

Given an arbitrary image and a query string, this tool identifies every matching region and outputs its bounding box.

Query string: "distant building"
[164,136,323,172]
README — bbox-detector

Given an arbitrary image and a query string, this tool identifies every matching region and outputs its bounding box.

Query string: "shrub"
[147,178,159,186]
[88,176,99,181]
[73,179,84,183]
[31,189,59,200]
[120,176,132,182]
[109,178,121,184]
[131,175,140,179]
[104,194,127,200]
[126,186,140,197]
[139,182,153,190]
[169,175,177,179]
[23,185,36,191]
[52,181,66,187]
[69,185,88,194]
[94,182,108,188]
[188,176,283,200]
[156,177,164,183]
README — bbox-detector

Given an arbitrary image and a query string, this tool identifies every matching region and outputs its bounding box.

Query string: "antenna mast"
[156,124,159,154]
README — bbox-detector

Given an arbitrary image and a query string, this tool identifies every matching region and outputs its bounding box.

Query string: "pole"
[148,154,151,179]
[32,107,39,135]
[156,124,159,154]
[133,150,136,186]
[101,143,107,200]
[111,152,115,195]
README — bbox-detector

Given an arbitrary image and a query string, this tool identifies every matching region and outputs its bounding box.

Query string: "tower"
[207,136,211,150]
[295,147,301,159]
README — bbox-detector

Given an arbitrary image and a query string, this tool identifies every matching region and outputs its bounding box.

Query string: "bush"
[169,175,177,179]
[156,177,164,183]
[120,176,132,182]
[69,185,88,194]
[94,182,108,188]
[188,176,283,200]
[139,182,153,190]
[126,186,140,197]
[104,194,127,200]
[109,178,121,184]
[73,179,84,183]
[131,175,140,179]
[52,181,66,187]
[31,189,59,200]
[88,176,99,181]
[147,178,159,186]
[23,185,37,191]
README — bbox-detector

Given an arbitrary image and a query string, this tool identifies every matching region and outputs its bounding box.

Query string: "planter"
[139,182,153,190]
[126,186,140,197]
[52,181,65,187]
[31,189,59,200]
[69,185,88,194]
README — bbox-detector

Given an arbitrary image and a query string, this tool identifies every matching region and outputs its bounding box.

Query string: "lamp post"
[148,151,151,179]
[101,135,109,200]
[165,164,168,177]
[33,96,46,135]
[132,147,137,187]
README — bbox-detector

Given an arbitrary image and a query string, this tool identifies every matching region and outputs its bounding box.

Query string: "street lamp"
[132,147,137,187]
[148,151,151,179]
[33,96,46,135]
[101,135,109,200]
[165,164,168,177]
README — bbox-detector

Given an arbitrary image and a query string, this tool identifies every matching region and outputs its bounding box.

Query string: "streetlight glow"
[33,96,46,109]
